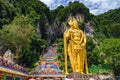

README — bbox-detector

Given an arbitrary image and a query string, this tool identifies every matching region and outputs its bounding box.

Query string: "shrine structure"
[0,49,28,80]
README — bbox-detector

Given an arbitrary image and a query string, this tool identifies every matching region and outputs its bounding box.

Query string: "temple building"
[0,49,28,80]
[0,45,66,80]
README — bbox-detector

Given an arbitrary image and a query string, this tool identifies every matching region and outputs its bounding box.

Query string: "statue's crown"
[72,17,77,22]
[68,17,78,26]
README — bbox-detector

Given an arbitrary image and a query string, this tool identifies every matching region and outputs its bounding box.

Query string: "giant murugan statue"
[64,18,88,74]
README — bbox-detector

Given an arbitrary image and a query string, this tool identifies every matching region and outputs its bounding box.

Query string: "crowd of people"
[0,56,28,74]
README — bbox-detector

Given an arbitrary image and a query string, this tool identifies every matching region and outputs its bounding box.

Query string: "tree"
[57,38,72,72]
[86,36,98,65]
[18,36,48,68]
[99,38,120,69]
[0,15,35,57]
[111,24,120,38]
[0,0,16,28]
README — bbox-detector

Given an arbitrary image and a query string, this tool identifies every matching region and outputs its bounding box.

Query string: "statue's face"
[68,18,78,29]
[73,21,78,29]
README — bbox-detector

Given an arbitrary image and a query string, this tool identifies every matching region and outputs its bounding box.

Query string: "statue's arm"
[81,31,86,47]
[78,30,84,44]
[83,34,86,45]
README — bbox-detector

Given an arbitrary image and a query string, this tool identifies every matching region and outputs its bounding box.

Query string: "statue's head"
[68,17,78,29]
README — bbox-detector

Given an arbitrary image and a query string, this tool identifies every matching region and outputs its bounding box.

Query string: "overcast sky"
[40,0,120,15]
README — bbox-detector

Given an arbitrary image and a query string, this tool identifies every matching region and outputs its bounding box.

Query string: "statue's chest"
[71,30,81,39]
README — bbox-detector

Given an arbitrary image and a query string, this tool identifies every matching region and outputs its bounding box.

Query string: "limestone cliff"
[36,13,94,44]
[36,1,94,44]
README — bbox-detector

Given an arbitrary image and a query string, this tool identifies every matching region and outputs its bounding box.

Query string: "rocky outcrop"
[84,22,94,37]
[36,22,41,37]
[38,13,94,44]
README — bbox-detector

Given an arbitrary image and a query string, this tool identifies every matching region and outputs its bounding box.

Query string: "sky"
[40,0,120,15]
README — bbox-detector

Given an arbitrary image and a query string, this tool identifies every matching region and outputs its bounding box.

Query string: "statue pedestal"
[67,72,100,80]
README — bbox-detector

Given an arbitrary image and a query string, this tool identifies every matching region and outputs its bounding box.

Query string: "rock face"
[84,22,94,37]
[37,13,94,44]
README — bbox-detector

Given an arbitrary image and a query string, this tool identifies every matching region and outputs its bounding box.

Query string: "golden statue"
[64,18,88,74]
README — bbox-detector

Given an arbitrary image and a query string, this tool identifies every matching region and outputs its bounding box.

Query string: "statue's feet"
[65,72,69,75]
[80,71,86,74]
[86,71,89,74]
[78,71,84,74]
[76,69,79,73]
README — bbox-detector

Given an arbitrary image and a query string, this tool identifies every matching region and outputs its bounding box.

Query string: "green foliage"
[50,5,64,23]
[57,38,64,53]
[86,36,100,66]
[0,0,17,28]
[89,64,100,74]
[9,0,50,27]
[111,24,120,38]
[0,15,35,57]
[57,38,72,72]
[50,1,91,23]
[89,64,113,74]
[93,8,120,38]
[79,21,85,31]
[99,38,120,69]
[57,38,64,70]
[18,36,48,68]
[98,8,120,25]
[86,37,96,51]
[31,36,48,53]
[100,24,120,38]
[68,1,89,14]
[0,0,50,69]
[88,38,120,75]
[57,8,68,22]
[67,1,90,21]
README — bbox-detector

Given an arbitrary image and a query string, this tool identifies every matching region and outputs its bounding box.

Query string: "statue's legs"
[77,52,80,72]
[68,43,75,72]
[79,50,85,73]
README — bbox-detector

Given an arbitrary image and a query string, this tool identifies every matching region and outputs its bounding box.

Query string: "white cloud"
[40,0,120,15]
[40,0,53,6]
[88,0,120,15]
[85,0,102,3]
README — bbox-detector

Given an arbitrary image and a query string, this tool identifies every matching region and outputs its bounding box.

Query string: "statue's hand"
[79,47,82,50]
[81,43,86,47]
